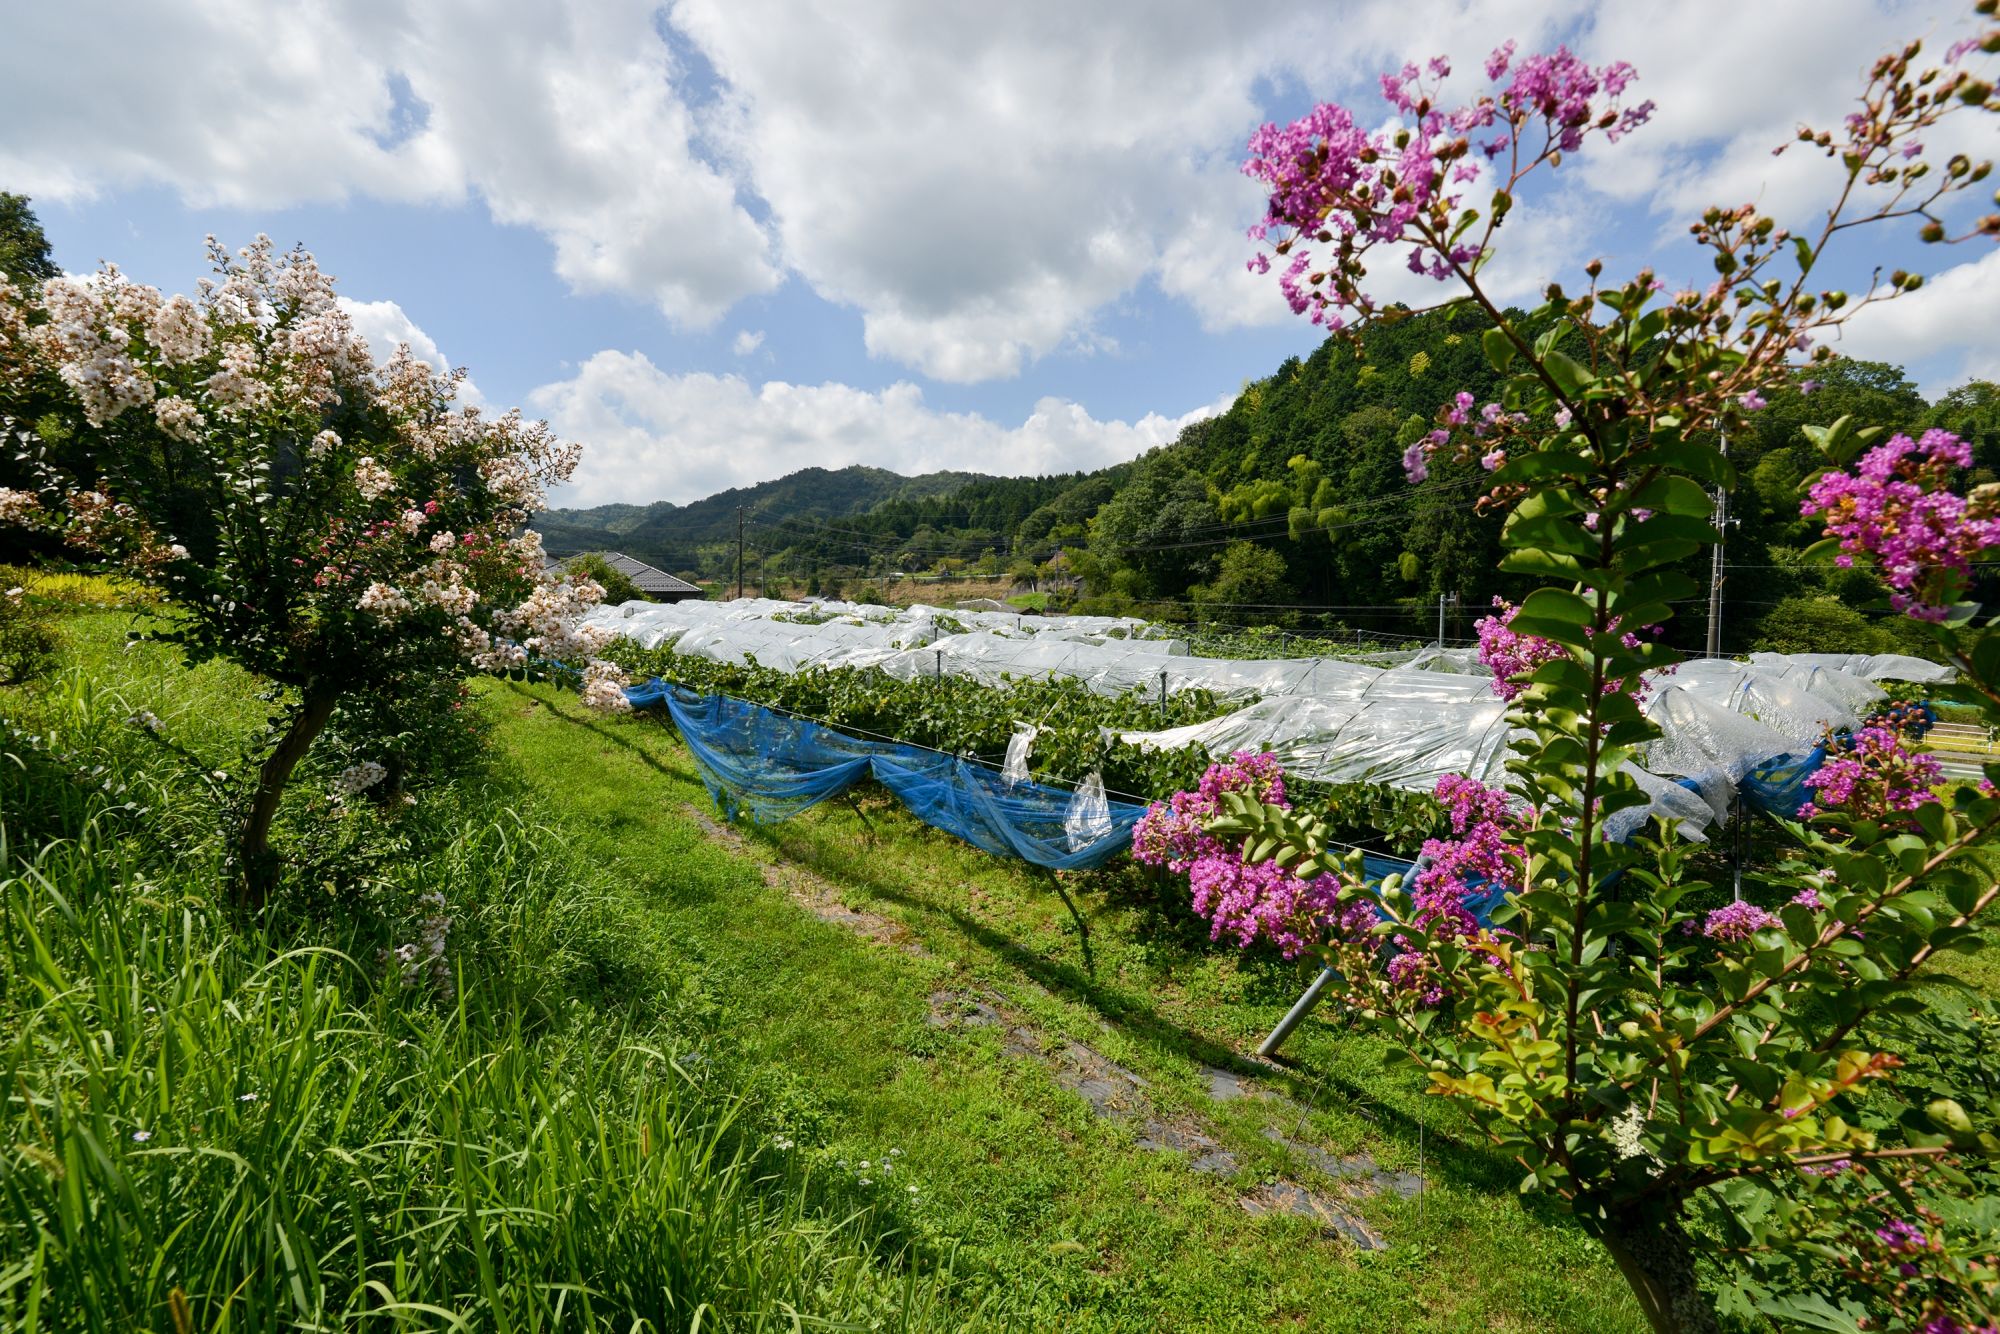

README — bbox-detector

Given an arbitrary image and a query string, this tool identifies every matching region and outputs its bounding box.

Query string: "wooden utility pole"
[1706,429,1728,657]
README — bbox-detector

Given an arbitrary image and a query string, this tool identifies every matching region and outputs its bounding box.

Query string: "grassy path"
[485,677,1646,1332]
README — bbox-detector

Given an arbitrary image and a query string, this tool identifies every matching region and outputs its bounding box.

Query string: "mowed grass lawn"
[483,676,1645,1332]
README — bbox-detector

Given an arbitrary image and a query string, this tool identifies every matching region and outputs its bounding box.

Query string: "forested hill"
[537,305,2000,654]
[535,465,994,570]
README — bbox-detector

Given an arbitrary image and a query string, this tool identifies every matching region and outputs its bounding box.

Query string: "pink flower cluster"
[1475,598,1567,702]
[1703,900,1780,942]
[1802,429,2000,622]
[1132,752,1368,960]
[1800,725,1942,822]
[1409,774,1519,938]
[1243,42,1652,329]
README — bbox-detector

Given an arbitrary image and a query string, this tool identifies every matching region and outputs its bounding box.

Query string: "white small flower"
[858,1178,870,1186]
[131,1130,152,1142]
[907,1185,919,1195]
[238,1093,258,1102]
[1606,1105,1646,1159]
[353,456,394,502]
[334,760,388,797]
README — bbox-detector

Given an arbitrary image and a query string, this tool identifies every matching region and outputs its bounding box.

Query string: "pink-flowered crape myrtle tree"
[1181,9,2000,1332]
[0,237,629,900]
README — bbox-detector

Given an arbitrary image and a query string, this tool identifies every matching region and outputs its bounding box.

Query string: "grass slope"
[1,603,967,1331]
[486,677,1647,1332]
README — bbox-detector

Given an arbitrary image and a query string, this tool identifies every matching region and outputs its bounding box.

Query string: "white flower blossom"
[146,294,209,366]
[0,488,39,524]
[357,582,412,621]
[353,457,394,502]
[334,760,387,796]
[309,429,341,458]
[153,395,205,442]
[1606,1105,1646,1160]
[579,658,631,713]
[204,340,268,416]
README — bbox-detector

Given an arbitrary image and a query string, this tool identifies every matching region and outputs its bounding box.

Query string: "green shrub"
[0,572,59,685]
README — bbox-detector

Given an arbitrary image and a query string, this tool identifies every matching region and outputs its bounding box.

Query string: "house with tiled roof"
[545,551,706,602]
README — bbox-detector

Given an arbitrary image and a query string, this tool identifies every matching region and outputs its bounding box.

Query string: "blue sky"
[8,1,1994,507]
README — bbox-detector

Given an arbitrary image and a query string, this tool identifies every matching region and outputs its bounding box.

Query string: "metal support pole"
[1158,669,1168,723]
[735,505,745,601]
[1257,966,1339,1058]
[1437,593,1446,648]
[934,648,943,680]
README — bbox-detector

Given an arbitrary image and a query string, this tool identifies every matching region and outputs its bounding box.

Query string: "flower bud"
[1927,1098,1973,1133]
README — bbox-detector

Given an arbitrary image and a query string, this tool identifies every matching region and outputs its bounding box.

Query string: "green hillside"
[537,465,995,574]
[543,307,1999,654]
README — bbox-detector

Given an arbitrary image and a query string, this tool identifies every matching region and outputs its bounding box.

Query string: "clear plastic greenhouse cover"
[594,596,1949,839]
[1747,651,1957,684]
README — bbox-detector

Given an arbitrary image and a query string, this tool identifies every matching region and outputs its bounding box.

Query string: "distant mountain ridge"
[535,465,992,570]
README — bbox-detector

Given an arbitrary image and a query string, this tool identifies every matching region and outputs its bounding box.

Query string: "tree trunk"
[1597,1209,1723,1334]
[235,684,339,907]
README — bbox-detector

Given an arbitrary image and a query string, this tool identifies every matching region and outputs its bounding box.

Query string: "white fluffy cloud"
[0,0,776,325]
[1573,1,1989,231]
[731,329,766,356]
[6,0,1989,389]
[531,351,1226,506]
[674,0,1595,378]
[1834,249,2000,392]
[337,297,484,405]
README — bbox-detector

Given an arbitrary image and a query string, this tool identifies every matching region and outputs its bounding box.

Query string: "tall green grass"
[1,607,974,1331]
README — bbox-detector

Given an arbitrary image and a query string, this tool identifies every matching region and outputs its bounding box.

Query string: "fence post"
[1158,669,1168,724]
[935,648,943,681]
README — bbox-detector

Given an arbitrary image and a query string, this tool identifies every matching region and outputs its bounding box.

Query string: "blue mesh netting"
[1740,747,1826,818]
[629,679,1148,871]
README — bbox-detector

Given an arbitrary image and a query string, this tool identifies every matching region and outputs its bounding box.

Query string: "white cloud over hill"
[530,350,1227,506]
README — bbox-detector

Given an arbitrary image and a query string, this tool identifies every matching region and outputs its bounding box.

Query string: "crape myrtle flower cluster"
[1800,724,1945,822]
[0,236,629,706]
[1138,761,1524,1005]
[1803,428,2000,622]
[1132,751,1351,959]
[1475,597,1665,704]
[1473,597,1568,703]
[1242,44,1652,330]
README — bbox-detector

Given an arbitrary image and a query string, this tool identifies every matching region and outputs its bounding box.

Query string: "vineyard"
[4,7,1999,1329]
[587,592,1945,854]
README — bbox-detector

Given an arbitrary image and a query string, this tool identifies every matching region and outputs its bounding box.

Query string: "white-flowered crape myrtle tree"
[0,237,629,900]
[1172,7,2000,1333]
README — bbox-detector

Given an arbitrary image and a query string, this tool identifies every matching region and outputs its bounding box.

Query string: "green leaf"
[1482,326,1517,374]
[1543,349,1593,398]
